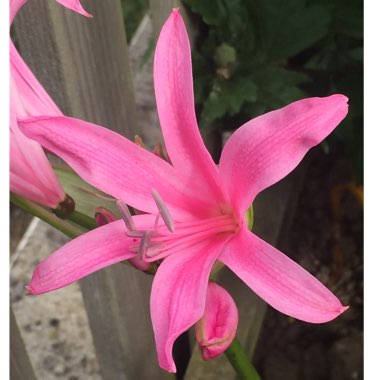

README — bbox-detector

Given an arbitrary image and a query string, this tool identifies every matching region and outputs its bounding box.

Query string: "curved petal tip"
[56,0,93,18]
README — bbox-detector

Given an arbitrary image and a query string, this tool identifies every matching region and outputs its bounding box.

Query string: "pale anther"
[116,200,136,231]
[139,230,155,259]
[151,189,175,232]
[125,230,145,238]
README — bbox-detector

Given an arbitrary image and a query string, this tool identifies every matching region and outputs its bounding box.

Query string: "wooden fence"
[10,1,305,379]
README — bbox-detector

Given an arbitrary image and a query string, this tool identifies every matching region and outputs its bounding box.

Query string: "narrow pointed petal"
[154,9,223,203]
[220,229,347,323]
[10,0,91,23]
[27,215,156,294]
[55,0,92,17]
[195,282,238,360]
[18,116,212,218]
[150,237,227,372]
[219,95,349,213]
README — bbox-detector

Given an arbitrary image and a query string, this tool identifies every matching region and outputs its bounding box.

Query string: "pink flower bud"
[195,282,238,360]
[95,207,118,226]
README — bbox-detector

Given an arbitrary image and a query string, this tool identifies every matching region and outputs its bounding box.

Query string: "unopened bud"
[195,282,238,360]
[95,207,118,226]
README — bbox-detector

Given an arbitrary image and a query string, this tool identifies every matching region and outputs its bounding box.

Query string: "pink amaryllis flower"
[19,9,348,373]
[9,0,90,207]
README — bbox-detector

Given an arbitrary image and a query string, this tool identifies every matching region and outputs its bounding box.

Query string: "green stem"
[10,193,85,239]
[225,338,261,380]
[68,210,98,230]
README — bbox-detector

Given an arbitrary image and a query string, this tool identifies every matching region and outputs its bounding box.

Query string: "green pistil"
[245,205,254,231]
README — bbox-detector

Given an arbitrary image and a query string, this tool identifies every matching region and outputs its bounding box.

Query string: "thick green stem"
[225,338,261,380]
[68,210,98,230]
[10,193,85,239]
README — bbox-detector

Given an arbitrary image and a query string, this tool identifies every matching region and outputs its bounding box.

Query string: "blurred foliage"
[182,0,363,182]
[121,0,149,42]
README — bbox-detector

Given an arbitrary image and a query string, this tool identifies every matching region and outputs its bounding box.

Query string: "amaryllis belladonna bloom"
[19,9,348,372]
[195,282,238,360]
[9,0,90,207]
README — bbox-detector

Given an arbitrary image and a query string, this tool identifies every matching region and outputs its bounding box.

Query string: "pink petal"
[220,229,348,323]
[10,0,91,23]
[10,108,65,207]
[55,0,92,17]
[10,41,61,117]
[154,9,224,204]
[150,236,227,372]
[9,38,65,207]
[219,95,349,213]
[195,282,238,360]
[10,0,28,23]
[27,214,156,295]
[10,172,61,208]
[18,116,213,219]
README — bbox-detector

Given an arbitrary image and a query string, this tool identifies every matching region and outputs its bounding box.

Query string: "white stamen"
[151,189,175,232]
[139,230,154,259]
[154,213,160,230]
[116,200,136,231]
[125,230,145,238]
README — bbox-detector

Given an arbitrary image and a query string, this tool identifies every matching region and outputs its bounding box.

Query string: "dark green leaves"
[183,0,362,180]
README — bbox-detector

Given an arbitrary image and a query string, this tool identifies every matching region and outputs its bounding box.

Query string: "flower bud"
[94,207,117,226]
[195,282,238,360]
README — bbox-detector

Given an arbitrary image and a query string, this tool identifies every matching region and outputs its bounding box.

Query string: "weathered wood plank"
[149,0,196,46]
[10,307,37,380]
[13,1,172,379]
[14,0,139,138]
[11,219,101,379]
[149,0,180,41]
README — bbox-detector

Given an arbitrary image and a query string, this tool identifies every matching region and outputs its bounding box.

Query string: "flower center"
[117,190,240,263]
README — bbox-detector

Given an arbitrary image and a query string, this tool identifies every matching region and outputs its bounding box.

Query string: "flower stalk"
[66,209,98,231]
[225,338,261,380]
[10,193,85,239]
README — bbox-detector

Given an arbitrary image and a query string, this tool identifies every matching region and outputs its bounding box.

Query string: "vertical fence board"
[10,307,37,380]
[14,0,139,138]
[13,1,172,379]
[149,0,180,41]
